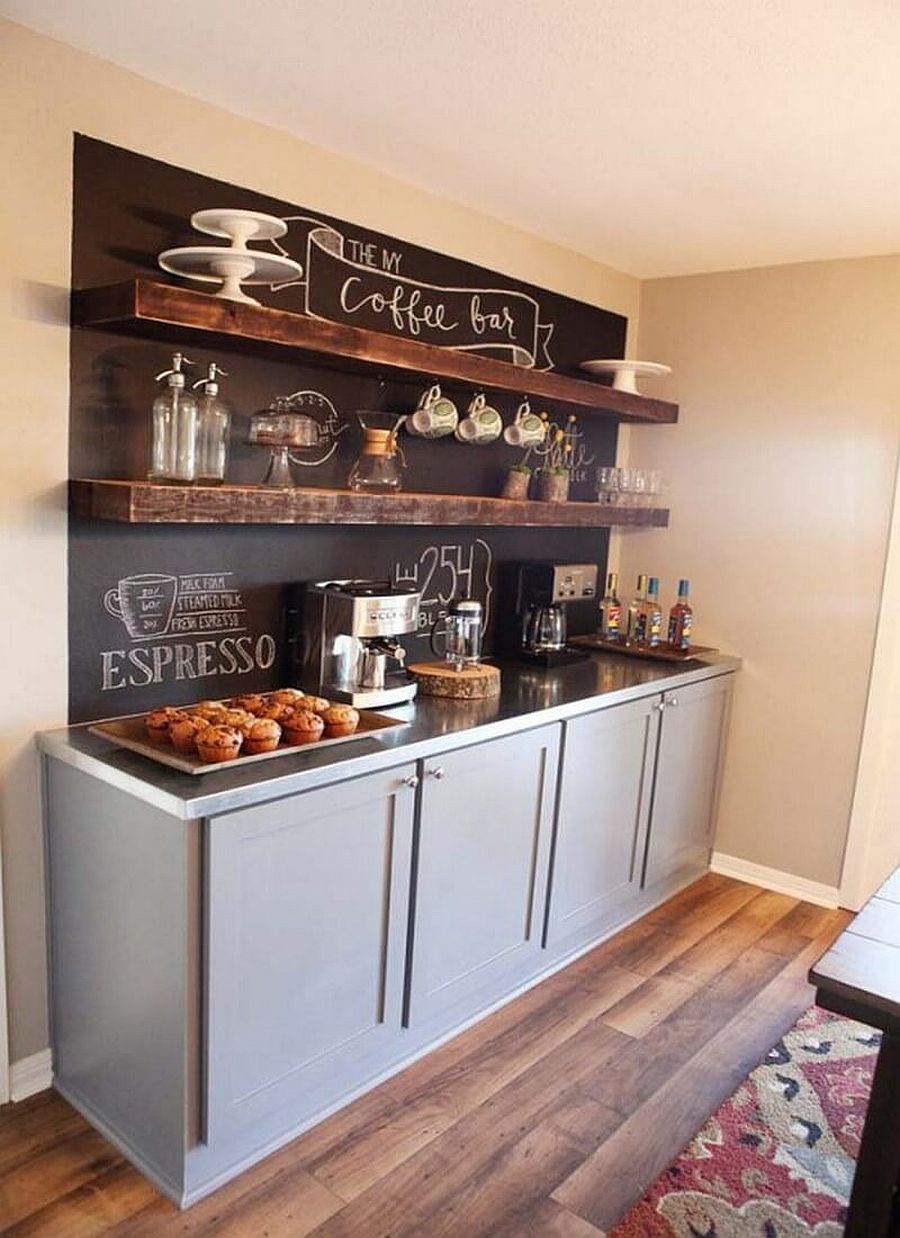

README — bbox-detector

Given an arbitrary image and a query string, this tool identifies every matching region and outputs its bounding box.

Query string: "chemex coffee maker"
[498,561,598,667]
[297,579,421,707]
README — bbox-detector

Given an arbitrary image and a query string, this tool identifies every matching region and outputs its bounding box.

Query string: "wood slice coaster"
[408,661,502,699]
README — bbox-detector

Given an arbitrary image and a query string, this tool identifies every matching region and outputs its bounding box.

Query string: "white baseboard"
[710,852,842,909]
[10,1048,52,1102]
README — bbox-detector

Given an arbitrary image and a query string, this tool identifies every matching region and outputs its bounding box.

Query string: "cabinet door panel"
[546,697,659,949]
[643,675,733,890]
[407,725,559,1029]
[205,766,416,1143]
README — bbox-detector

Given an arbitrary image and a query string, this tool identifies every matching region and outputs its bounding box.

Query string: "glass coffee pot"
[347,412,406,493]
[522,603,567,653]
[431,599,484,669]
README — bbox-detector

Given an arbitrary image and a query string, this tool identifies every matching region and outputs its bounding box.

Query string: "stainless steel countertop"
[38,652,741,820]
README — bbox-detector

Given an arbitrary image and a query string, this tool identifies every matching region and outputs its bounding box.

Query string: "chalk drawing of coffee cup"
[104,573,178,640]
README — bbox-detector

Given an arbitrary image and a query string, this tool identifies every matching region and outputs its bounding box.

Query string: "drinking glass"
[596,466,620,506]
[646,469,663,508]
[617,467,637,508]
[632,469,649,508]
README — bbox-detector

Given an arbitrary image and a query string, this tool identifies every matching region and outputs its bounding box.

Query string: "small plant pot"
[501,468,531,501]
[536,471,569,502]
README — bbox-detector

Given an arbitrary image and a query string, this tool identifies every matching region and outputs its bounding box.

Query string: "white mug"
[407,384,458,439]
[455,393,503,445]
[503,399,548,447]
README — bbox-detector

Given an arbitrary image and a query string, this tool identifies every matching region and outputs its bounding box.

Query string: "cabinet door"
[545,696,660,951]
[205,765,417,1144]
[643,674,733,890]
[406,724,559,1030]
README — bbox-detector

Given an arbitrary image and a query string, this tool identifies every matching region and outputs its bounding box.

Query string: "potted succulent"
[500,461,532,500]
[535,427,572,501]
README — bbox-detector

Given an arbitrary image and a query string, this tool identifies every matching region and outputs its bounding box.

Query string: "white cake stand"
[159,208,301,304]
[580,359,672,394]
[190,208,288,247]
[158,246,302,304]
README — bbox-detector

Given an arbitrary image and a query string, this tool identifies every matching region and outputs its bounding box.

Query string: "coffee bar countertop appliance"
[498,561,599,667]
[297,580,421,707]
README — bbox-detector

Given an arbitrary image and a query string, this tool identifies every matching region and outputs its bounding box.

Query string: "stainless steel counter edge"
[37,653,741,819]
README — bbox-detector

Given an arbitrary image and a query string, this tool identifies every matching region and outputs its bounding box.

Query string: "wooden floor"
[0,874,851,1237]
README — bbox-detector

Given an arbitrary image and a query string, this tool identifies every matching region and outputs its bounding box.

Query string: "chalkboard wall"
[69,136,627,722]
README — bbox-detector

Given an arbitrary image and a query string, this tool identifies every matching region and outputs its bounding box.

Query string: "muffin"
[189,700,228,720]
[170,715,213,755]
[268,688,307,707]
[196,725,244,764]
[256,700,294,723]
[145,707,187,743]
[229,693,267,715]
[219,708,254,729]
[281,708,325,745]
[321,704,360,738]
[299,694,330,715]
[240,717,282,755]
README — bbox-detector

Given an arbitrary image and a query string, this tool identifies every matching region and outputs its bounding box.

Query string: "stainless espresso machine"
[498,561,598,667]
[298,580,421,707]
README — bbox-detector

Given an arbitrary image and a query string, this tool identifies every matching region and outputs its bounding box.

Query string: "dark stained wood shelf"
[71,280,679,425]
[70,479,670,528]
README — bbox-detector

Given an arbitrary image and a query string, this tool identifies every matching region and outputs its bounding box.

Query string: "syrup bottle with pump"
[193,363,231,484]
[149,353,197,483]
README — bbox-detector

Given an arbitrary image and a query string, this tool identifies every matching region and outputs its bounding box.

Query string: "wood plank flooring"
[0,875,851,1236]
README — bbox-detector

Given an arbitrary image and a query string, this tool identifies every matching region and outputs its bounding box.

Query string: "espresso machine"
[297,579,421,707]
[498,561,598,667]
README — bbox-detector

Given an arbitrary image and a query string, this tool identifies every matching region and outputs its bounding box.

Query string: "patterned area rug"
[610,1006,881,1237]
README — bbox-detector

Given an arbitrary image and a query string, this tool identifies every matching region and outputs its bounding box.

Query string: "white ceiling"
[5,0,900,277]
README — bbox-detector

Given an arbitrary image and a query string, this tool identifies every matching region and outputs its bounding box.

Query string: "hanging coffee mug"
[455,393,503,444]
[407,384,458,439]
[503,398,548,447]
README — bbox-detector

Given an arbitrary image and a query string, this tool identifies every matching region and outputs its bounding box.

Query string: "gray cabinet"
[405,724,559,1030]
[41,665,737,1207]
[643,675,732,890]
[545,696,659,952]
[204,764,417,1145]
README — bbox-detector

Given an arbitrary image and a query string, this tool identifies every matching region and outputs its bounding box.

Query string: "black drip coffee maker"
[497,561,599,667]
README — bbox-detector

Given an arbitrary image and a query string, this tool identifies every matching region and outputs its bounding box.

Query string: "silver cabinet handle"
[429,767,446,780]
[401,774,419,789]
[654,700,666,712]
[667,696,679,707]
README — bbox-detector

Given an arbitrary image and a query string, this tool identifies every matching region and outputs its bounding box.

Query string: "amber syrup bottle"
[626,574,648,644]
[668,578,694,650]
[641,576,663,648]
[599,572,623,640]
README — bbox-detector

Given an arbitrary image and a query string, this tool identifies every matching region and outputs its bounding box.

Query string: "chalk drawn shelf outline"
[71,279,679,425]
[70,479,670,528]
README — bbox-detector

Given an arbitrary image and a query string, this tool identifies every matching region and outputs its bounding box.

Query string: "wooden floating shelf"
[70,479,670,529]
[71,280,678,425]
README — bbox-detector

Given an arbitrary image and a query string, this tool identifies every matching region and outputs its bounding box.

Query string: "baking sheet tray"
[89,709,409,775]
[568,635,718,663]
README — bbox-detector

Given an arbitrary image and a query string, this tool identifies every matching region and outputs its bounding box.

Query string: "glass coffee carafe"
[347,412,405,492]
[523,603,567,653]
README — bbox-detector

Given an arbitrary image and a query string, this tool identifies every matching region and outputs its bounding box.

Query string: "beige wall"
[842,452,900,908]
[0,19,640,1063]
[619,256,900,890]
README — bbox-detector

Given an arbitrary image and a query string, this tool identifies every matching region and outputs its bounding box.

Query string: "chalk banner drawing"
[272,218,555,369]
[100,570,276,691]
[393,539,493,642]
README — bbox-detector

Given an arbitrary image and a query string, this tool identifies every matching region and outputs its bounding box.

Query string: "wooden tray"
[568,634,718,663]
[89,709,408,775]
